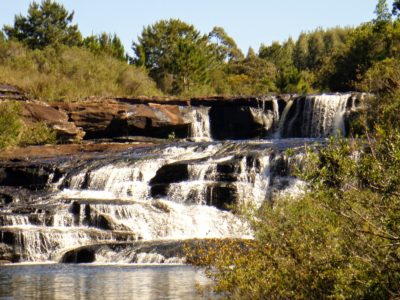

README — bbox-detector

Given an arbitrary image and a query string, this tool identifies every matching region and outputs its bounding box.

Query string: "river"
[0,264,216,299]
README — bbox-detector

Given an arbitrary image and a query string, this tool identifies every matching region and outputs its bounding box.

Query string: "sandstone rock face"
[21,101,85,142]
[53,99,191,139]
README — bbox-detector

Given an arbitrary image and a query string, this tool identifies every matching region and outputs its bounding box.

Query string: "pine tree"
[3,0,82,49]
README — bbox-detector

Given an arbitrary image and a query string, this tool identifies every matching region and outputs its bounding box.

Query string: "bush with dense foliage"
[0,101,56,149]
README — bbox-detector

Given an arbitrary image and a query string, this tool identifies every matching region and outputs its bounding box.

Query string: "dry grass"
[0,40,161,102]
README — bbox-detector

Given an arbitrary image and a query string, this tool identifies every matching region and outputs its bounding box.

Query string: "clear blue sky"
[1,0,387,56]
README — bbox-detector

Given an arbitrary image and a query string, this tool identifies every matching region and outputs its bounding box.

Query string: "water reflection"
[0,264,217,299]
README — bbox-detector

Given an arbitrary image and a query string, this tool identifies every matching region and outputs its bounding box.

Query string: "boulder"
[62,247,96,263]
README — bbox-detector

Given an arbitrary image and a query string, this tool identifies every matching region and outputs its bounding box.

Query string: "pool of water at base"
[0,264,219,300]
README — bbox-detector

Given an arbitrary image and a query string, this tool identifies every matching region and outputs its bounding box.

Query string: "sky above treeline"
[1,0,386,56]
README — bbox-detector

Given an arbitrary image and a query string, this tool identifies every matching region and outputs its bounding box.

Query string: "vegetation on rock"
[0,102,56,149]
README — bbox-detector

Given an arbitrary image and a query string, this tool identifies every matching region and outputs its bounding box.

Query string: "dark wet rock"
[28,214,46,226]
[89,213,131,231]
[150,163,189,197]
[70,201,81,215]
[62,248,96,263]
[0,232,15,245]
[206,184,237,210]
[215,162,238,182]
[150,184,169,198]
[0,193,13,205]
[0,243,20,262]
[210,106,274,140]
[150,163,189,185]
[0,163,60,190]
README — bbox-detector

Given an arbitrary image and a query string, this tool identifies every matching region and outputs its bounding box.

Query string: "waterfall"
[90,201,251,240]
[236,155,271,206]
[97,251,184,264]
[275,99,294,139]
[0,215,30,226]
[167,163,217,204]
[283,93,352,138]
[0,227,131,261]
[189,107,211,141]
[0,93,365,264]
[272,96,280,125]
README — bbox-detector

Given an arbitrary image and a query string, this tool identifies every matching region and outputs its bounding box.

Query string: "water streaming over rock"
[0,93,365,263]
[281,93,360,137]
[188,107,212,142]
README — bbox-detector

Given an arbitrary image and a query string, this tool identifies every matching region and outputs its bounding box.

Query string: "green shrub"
[0,101,57,149]
[0,101,23,148]
[20,121,57,146]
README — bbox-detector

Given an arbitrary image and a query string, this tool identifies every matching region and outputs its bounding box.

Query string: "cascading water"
[282,93,355,138]
[188,107,212,142]
[0,93,364,264]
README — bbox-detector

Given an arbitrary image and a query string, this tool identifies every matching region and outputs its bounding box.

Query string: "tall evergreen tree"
[3,0,82,49]
[374,0,392,22]
[132,19,217,94]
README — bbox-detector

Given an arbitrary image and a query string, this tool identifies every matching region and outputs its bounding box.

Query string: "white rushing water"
[1,227,128,261]
[286,93,352,137]
[189,107,212,142]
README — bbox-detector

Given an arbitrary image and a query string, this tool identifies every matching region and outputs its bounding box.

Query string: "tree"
[307,30,325,70]
[246,47,256,59]
[132,19,217,94]
[83,33,125,61]
[3,0,82,49]
[293,33,309,70]
[393,0,400,16]
[208,26,243,62]
[374,0,392,22]
[226,52,277,95]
